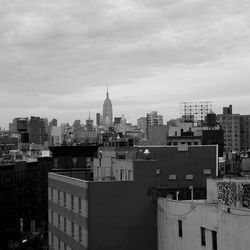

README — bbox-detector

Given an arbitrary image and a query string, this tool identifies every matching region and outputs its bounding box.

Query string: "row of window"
[51,233,70,250]
[178,220,217,250]
[168,142,200,146]
[168,170,211,180]
[50,188,83,214]
[120,169,133,181]
[50,211,84,244]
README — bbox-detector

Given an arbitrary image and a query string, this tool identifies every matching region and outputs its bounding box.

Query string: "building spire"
[106,84,109,98]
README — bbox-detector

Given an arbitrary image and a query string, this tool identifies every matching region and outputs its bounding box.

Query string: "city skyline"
[1,1,250,128]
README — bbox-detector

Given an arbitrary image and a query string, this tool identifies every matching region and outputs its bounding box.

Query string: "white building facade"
[158,178,250,250]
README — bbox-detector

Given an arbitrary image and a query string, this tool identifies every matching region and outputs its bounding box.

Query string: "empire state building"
[103,87,113,128]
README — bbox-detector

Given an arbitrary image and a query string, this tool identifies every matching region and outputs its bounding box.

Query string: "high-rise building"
[137,117,147,134]
[29,116,48,145]
[86,113,94,131]
[73,120,81,131]
[217,105,240,152]
[96,113,101,126]
[240,115,250,151]
[146,111,163,126]
[102,87,113,129]
[146,111,163,138]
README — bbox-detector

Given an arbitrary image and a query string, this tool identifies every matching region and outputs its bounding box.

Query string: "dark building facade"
[26,157,53,228]
[240,115,250,151]
[96,113,101,126]
[29,116,48,145]
[50,145,98,180]
[0,157,53,249]
[0,161,28,249]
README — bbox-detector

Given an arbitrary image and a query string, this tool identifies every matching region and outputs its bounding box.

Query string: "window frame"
[201,227,206,246]
[178,220,183,238]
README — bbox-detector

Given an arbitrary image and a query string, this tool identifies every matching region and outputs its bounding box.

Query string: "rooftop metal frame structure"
[180,101,213,123]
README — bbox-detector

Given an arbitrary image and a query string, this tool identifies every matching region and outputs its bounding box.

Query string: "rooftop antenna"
[106,84,109,98]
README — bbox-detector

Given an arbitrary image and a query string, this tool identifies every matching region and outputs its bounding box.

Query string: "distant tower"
[86,112,94,131]
[102,86,113,128]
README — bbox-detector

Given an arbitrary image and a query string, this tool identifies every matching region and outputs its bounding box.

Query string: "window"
[79,226,82,243]
[128,170,132,180]
[58,239,61,250]
[201,227,206,246]
[203,169,211,175]
[64,243,67,250]
[212,231,217,250]
[71,222,74,237]
[78,197,81,213]
[185,174,193,180]
[58,190,60,204]
[58,214,60,228]
[71,195,74,210]
[169,175,176,180]
[51,211,54,224]
[51,234,54,247]
[64,217,66,232]
[120,170,124,181]
[51,188,53,201]
[117,154,126,159]
[63,193,66,207]
[178,220,183,237]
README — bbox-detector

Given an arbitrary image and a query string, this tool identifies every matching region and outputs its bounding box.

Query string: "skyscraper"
[102,87,113,128]
[217,105,240,152]
[29,116,48,145]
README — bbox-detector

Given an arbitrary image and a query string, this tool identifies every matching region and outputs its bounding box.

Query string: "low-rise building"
[158,177,250,250]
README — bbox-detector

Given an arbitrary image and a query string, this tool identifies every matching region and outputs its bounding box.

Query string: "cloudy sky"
[1,0,250,128]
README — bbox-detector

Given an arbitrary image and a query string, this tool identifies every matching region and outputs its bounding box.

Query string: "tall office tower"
[30,116,48,144]
[146,111,163,139]
[86,113,94,131]
[102,87,113,128]
[11,118,18,132]
[217,105,240,152]
[146,111,163,126]
[240,115,250,151]
[137,117,147,134]
[41,118,49,142]
[42,118,49,133]
[73,120,81,131]
[96,113,101,126]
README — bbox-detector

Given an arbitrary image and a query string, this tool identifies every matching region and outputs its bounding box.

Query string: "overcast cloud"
[0,0,250,127]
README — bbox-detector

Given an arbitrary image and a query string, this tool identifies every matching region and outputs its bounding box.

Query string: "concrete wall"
[158,198,250,250]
